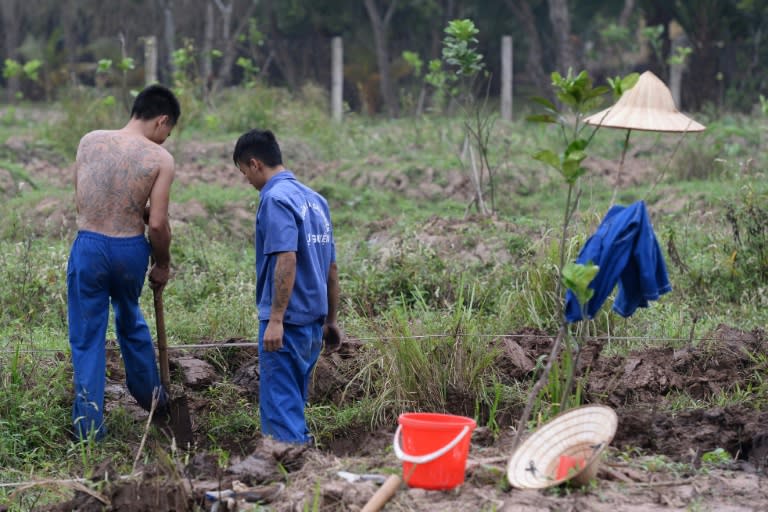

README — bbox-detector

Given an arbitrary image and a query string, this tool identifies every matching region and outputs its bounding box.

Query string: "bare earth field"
[34,324,768,511]
[3,138,767,511]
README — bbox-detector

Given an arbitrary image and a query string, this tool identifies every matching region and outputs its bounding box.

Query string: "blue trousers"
[258,320,322,444]
[67,231,165,440]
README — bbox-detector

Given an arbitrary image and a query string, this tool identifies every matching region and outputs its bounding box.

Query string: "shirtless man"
[67,84,180,440]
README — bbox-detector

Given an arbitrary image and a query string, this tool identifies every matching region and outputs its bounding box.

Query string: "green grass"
[1,88,768,501]
[173,184,256,215]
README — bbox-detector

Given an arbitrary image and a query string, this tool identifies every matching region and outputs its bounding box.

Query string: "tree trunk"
[506,0,549,96]
[210,0,257,93]
[202,2,215,98]
[363,0,399,117]
[61,0,80,88]
[681,31,719,111]
[619,0,636,27]
[270,39,300,91]
[643,1,674,80]
[547,0,579,74]
[0,0,23,102]
[158,0,177,82]
[213,0,233,41]
[262,0,300,91]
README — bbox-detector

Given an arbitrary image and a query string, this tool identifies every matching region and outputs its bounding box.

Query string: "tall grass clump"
[0,236,68,342]
[667,182,768,307]
[348,283,516,430]
[44,87,127,157]
[216,84,291,134]
[0,350,71,472]
[158,225,257,341]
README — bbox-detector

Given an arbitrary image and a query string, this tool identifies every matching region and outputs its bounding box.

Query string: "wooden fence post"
[501,36,513,121]
[331,36,343,122]
[143,36,158,86]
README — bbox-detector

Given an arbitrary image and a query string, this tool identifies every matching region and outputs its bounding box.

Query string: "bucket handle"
[393,424,471,465]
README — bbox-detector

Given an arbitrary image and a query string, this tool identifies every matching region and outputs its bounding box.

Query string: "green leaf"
[526,114,557,124]
[621,73,639,91]
[530,96,557,111]
[96,59,112,74]
[566,139,588,153]
[556,91,578,107]
[562,261,599,307]
[701,448,732,466]
[585,85,611,100]
[533,150,561,170]
[561,161,586,184]
[564,150,586,164]
[117,57,135,72]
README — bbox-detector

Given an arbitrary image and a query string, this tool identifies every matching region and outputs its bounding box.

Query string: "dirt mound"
[583,154,656,189]
[616,405,768,469]
[366,214,534,268]
[338,161,474,202]
[588,324,766,407]
[26,323,768,511]
[38,461,193,512]
[581,324,768,464]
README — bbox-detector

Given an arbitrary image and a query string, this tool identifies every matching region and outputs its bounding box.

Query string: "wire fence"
[0,331,760,355]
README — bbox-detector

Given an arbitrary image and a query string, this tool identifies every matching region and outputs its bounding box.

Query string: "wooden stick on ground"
[361,474,401,512]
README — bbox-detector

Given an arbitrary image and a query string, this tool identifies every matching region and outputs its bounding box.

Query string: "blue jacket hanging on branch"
[565,201,671,322]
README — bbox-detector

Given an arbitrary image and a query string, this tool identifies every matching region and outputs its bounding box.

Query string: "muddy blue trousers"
[258,320,323,444]
[67,231,165,440]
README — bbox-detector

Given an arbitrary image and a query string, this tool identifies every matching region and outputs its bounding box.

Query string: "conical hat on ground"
[507,405,618,489]
[584,71,705,132]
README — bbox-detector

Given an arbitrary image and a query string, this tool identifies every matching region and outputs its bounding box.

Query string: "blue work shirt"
[565,201,671,322]
[255,171,336,325]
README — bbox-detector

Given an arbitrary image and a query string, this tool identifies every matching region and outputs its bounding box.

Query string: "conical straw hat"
[584,71,705,132]
[507,405,618,489]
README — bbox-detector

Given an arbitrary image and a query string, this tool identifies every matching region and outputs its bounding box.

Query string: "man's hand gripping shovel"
[152,285,194,447]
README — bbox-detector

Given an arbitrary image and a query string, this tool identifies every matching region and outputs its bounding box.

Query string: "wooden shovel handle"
[360,474,401,512]
[153,287,170,388]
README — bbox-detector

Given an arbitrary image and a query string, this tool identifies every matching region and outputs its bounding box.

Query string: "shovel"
[153,287,194,446]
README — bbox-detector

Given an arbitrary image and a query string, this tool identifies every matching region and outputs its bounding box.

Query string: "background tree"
[504,0,549,96]
[1,0,26,102]
[547,0,579,73]
[667,0,742,111]
[364,0,400,117]
[0,0,767,115]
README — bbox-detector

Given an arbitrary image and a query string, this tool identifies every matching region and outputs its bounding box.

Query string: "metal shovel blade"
[153,287,193,447]
[167,395,193,446]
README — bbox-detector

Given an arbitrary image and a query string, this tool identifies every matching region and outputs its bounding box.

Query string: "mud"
[54,323,765,511]
[6,135,768,510]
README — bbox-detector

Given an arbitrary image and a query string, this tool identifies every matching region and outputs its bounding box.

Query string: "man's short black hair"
[131,84,181,125]
[233,129,283,167]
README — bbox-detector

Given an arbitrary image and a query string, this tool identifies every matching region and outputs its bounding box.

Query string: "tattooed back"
[75,130,172,237]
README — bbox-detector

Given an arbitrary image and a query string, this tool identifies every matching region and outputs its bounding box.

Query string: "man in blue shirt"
[233,129,341,444]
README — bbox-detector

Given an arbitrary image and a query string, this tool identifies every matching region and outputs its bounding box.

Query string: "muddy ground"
[3,138,767,510]
[34,324,768,511]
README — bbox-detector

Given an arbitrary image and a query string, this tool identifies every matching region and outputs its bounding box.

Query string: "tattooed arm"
[147,150,175,289]
[262,251,297,351]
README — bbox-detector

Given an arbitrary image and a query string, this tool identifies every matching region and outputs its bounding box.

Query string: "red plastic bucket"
[393,412,477,490]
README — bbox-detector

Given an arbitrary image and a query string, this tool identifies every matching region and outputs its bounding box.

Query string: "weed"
[1,81,768,497]
[700,447,732,467]
[44,88,126,156]
[0,353,70,472]
[640,454,690,476]
[303,480,322,512]
[201,383,260,450]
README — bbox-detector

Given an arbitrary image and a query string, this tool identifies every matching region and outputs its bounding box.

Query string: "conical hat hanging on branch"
[584,71,705,132]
